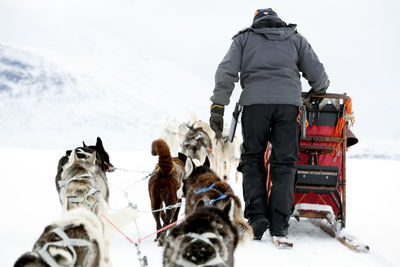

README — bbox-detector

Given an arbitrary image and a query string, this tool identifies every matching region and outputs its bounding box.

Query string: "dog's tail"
[152,139,174,175]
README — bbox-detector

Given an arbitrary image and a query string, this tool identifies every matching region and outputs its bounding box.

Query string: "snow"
[1,149,399,267]
[1,0,400,266]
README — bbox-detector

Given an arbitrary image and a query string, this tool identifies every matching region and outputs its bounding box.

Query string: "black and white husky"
[14,208,109,267]
[163,205,239,267]
[55,137,114,194]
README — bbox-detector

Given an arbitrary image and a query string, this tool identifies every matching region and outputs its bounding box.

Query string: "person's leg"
[240,104,273,238]
[268,104,300,237]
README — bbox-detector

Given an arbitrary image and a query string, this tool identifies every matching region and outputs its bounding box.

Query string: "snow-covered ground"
[1,148,399,267]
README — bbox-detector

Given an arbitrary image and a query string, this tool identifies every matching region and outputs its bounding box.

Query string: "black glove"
[310,97,323,105]
[305,90,324,105]
[210,104,224,139]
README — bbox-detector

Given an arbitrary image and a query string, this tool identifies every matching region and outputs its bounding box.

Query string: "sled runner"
[265,93,369,252]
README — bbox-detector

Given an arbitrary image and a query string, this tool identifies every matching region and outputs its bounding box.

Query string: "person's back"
[211,8,329,107]
[209,8,330,242]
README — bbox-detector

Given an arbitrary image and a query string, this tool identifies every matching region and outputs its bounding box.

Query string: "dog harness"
[33,226,92,267]
[58,173,100,208]
[174,232,228,267]
[195,183,227,206]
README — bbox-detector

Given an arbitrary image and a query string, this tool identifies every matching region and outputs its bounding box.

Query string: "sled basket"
[265,93,357,230]
[294,93,357,228]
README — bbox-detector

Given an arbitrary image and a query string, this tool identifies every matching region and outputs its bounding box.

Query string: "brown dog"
[183,157,254,244]
[148,139,187,246]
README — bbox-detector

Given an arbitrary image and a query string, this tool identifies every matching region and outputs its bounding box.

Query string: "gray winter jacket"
[210,25,329,106]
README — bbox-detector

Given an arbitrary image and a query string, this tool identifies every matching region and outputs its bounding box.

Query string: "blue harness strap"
[204,193,227,206]
[195,183,215,194]
[195,183,227,206]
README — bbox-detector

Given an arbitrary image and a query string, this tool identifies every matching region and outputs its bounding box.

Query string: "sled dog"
[182,120,240,181]
[55,137,114,193]
[183,156,253,244]
[163,205,239,267]
[14,208,109,267]
[57,149,109,217]
[148,139,187,246]
[182,122,213,165]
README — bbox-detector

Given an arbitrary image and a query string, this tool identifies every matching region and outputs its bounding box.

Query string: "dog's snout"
[183,240,216,265]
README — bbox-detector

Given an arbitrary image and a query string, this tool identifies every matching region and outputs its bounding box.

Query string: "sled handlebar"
[302,92,349,100]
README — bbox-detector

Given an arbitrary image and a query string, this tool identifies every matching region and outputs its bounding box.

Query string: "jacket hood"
[250,26,297,41]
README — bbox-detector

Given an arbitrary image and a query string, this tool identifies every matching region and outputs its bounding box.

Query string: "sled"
[265,93,369,252]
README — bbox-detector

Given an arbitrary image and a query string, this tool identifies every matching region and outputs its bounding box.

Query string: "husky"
[213,131,241,182]
[182,156,254,244]
[148,139,187,246]
[181,122,213,167]
[182,120,240,182]
[57,149,109,217]
[14,208,109,267]
[163,205,239,267]
[55,137,114,193]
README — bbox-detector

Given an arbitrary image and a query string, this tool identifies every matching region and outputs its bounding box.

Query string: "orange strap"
[331,97,352,155]
[297,106,308,127]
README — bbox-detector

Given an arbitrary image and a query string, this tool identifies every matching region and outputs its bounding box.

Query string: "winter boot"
[249,215,269,240]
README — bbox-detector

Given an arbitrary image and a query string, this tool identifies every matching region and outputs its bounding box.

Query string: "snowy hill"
[0,43,212,150]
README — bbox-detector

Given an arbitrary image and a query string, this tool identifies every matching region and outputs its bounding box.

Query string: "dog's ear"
[203,156,210,167]
[48,246,74,266]
[96,137,105,151]
[221,199,235,221]
[178,152,187,164]
[82,141,87,147]
[184,157,194,179]
[64,149,78,170]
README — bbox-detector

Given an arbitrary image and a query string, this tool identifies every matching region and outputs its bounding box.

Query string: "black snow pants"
[240,104,300,236]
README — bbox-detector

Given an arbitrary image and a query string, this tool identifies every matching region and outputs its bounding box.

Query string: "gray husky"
[57,149,109,217]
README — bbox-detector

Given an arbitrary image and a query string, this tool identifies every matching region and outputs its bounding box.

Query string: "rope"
[138,210,195,244]
[101,214,135,244]
[101,213,148,267]
[109,182,182,214]
[147,202,182,213]
[115,167,151,174]
[123,173,152,190]
[331,96,354,156]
